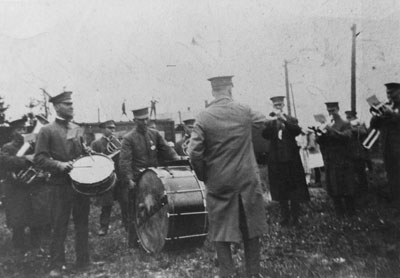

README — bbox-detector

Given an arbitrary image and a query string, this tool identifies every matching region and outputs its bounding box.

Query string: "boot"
[344,196,356,217]
[279,201,290,226]
[290,200,300,226]
[333,197,345,218]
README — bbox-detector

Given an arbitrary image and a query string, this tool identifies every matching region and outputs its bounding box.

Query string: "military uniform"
[188,76,266,278]
[370,83,400,206]
[91,134,128,234]
[262,100,309,226]
[2,119,51,251]
[119,108,179,247]
[34,92,90,270]
[317,102,356,217]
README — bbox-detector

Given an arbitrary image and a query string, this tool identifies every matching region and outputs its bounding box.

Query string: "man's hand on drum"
[58,161,74,173]
[128,179,136,190]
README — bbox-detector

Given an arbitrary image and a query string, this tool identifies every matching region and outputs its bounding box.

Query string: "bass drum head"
[135,169,169,253]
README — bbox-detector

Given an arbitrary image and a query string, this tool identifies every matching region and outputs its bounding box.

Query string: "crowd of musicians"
[0,77,399,278]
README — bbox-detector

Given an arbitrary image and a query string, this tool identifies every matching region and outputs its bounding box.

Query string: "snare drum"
[69,154,116,196]
[134,166,208,253]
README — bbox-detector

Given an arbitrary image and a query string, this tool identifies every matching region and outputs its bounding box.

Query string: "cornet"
[105,135,122,157]
[12,166,51,185]
[363,101,394,149]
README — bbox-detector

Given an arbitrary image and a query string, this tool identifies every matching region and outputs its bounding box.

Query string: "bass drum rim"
[134,167,208,253]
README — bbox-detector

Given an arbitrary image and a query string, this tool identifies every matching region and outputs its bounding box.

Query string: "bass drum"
[69,154,116,196]
[135,166,208,253]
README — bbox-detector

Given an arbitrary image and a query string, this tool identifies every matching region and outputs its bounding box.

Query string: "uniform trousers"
[49,181,90,267]
[384,153,400,206]
[214,198,261,277]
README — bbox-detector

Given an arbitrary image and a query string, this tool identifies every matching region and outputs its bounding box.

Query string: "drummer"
[91,120,128,236]
[119,107,180,248]
[34,91,91,277]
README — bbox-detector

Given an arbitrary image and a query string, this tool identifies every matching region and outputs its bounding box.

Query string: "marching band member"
[370,82,400,208]
[1,118,50,254]
[345,110,370,195]
[188,76,266,278]
[175,118,195,156]
[317,102,356,218]
[262,96,310,227]
[91,120,128,236]
[119,107,179,248]
[34,91,90,277]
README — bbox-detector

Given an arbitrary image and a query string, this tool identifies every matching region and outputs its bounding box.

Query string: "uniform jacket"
[90,136,117,206]
[119,125,179,182]
[317,117,355,197]
[262,115,309,201]
[188,96,267,242]
[370,103,400,198]
[348,121,369,160]
[34,118,85,185]
[370,102,400,157]
[2,141,50,228]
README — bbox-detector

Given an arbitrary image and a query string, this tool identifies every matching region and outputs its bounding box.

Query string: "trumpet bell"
[106,135,122,154]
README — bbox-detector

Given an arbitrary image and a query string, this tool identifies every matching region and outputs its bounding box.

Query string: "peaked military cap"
[183,118,195,126]
[99,120,116,129]
[270,96,285,104]
[384,82,400,91]
[207,76,234,89]
[325,102,339,109]
[132,107,149,120]
[49,91,73,104]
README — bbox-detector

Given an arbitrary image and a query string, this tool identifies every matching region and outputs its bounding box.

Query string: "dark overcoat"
[262,115,310,202]
[119,126,179,183]
[370,103,400,201]
[2,141,51,229]
[188,96,267,243]
[317,117,356,197]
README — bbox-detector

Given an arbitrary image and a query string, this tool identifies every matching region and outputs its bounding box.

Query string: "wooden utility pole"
[97,107,100,123]
[284,60,292,116]
[290,83,297,118]
[351,24,357,113]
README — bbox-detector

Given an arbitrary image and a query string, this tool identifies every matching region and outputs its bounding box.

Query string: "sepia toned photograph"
[0,0,400,277]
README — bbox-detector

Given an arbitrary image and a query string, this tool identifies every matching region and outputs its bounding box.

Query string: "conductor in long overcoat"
[188,76,267,278]
[262,96,309,226]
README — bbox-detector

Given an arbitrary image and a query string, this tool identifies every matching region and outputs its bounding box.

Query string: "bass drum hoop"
[134,166,208,253]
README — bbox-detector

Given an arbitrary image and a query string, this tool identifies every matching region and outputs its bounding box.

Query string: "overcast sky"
[1,0,399,125]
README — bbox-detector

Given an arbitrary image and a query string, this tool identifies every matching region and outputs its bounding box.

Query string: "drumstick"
[73,165,93,168]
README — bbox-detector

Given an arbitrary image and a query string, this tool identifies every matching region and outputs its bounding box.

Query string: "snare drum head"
[69,154,114,184]
[135,169,169,253]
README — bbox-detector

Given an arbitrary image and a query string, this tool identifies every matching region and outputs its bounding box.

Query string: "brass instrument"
[12,166,50,184]
[362,101,394,149]
[181,135,191,156]
[105,135,122,158]
[13,115,51,184]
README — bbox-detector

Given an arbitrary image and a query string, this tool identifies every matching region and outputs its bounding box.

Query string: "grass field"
[1,162,400,278]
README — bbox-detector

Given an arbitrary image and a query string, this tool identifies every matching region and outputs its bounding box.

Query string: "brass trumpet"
[362,101,394,149]
[105,135,122,157]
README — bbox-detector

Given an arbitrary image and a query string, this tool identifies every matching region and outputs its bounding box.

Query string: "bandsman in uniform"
[188,76,266,278]
[34,91,91,277]
[317,102,356,217]
[119,107,179,248]
[2,117,50,254]
[90,120,128,235]
[370,82,400,208]
[345,110,370,195]
[175,118,195,156]
[262,96,310,227]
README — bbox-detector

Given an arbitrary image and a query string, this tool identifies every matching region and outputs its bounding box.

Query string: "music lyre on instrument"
[134,165,208,253]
